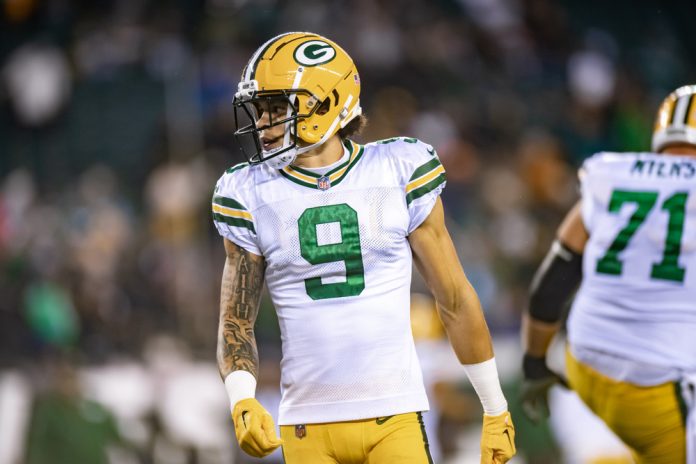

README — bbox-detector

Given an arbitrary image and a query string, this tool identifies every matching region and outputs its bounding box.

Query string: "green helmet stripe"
[246,32,313,81]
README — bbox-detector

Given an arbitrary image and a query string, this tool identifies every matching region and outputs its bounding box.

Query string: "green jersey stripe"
[279,143,364,190]
[281,140,357,179]
[406,173,446,205]
[213,213,256,233]
[279,169,318,188]
[326,140,356,176]
[213,195,247,211]
[226,162,250,174]
[409,158,442,183]
[330,145,364,187]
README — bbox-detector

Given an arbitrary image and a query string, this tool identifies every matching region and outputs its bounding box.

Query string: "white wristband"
[224,371,257,411]
[462,357,508,416]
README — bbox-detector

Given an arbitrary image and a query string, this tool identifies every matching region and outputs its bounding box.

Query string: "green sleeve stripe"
[226,162,249,174]
[213,195,247,210]
[213,213,256,233]
[408,158,442,182]
[406,173,446,205]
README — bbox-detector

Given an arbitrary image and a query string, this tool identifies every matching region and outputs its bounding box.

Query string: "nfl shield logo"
[317,175,331,190]
[295,424,306,439]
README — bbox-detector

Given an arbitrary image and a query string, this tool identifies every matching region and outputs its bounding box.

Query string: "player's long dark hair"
[338,113,367,140]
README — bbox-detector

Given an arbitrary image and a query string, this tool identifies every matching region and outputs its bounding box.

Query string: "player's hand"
[232,398,283,458]
[480,411,516,463]
[520,354,568,424]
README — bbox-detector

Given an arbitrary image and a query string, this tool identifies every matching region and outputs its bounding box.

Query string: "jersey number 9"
[298,204,366,300]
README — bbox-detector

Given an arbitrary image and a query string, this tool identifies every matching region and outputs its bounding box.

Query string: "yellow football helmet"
[652,84,696,152]
[233,32,362,168]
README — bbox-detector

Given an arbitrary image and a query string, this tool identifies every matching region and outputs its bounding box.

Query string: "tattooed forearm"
[217,240,266,379]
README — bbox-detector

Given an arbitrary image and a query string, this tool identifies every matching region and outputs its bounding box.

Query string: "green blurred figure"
[24,360,123,464]
[24,281,79,348]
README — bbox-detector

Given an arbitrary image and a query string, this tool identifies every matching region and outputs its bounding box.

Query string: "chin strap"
[265,147,298,169]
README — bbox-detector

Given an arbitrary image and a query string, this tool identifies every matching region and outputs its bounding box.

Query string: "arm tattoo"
[217,244,265,379]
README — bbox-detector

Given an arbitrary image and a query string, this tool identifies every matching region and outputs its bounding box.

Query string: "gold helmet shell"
[652,85,696,152]
[233,32,362,166]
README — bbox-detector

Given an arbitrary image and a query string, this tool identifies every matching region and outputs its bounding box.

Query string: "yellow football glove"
[480,411,516,464]
[232,398,283,458]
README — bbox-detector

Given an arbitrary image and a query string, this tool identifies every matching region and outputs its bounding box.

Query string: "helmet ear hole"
[316,89,341,116]
[317,97,331,116]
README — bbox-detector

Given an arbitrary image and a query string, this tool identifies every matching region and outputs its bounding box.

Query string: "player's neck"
[292,136,344,169]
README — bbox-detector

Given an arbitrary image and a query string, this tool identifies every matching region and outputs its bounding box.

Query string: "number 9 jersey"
[212,138,446,425]
[569,151,696,377]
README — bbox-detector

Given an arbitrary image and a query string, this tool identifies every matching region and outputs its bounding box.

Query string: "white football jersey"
[568,152,696,376]
[212,138,446,425]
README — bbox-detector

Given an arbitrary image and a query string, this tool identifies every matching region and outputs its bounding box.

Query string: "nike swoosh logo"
[427,148,436,156]
[375,416,394,425]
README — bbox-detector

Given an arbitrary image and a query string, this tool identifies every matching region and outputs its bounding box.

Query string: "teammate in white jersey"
[212,32,516,463]
[521,85,696,463]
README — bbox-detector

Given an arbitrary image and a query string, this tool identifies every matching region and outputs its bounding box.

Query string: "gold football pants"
[566,349,686,464]
[280,412,433,464]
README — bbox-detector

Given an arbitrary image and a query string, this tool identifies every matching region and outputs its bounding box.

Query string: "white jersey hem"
[569,343,680,386]
[278,393,429,425]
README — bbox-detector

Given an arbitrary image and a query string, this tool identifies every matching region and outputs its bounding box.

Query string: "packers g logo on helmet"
[232,32,362,168]
[293,40,336,67]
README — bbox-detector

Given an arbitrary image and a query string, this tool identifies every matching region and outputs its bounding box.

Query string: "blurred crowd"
[0,0,694,463]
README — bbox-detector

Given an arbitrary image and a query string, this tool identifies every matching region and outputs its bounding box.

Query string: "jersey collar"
[279,140,364,189]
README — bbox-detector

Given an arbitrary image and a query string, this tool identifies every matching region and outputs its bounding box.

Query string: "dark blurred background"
[0,0,693,463]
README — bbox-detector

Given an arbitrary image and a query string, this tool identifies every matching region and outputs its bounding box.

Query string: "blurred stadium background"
[0,0,695,463]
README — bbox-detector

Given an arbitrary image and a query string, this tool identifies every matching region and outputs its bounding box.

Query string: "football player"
[521,85,696,463]
[213,32,516,463]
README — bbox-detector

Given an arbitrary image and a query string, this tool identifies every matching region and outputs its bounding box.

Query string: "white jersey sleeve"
[212,163,261,255]
[381,137,446,233]
[578,152,619,233]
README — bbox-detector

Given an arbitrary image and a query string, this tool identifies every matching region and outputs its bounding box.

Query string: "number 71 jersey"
[569,151,696,372]
[212,138,445,425]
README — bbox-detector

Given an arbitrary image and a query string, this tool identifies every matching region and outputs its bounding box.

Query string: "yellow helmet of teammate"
[652,84,696,152]
[233,32,362,168]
